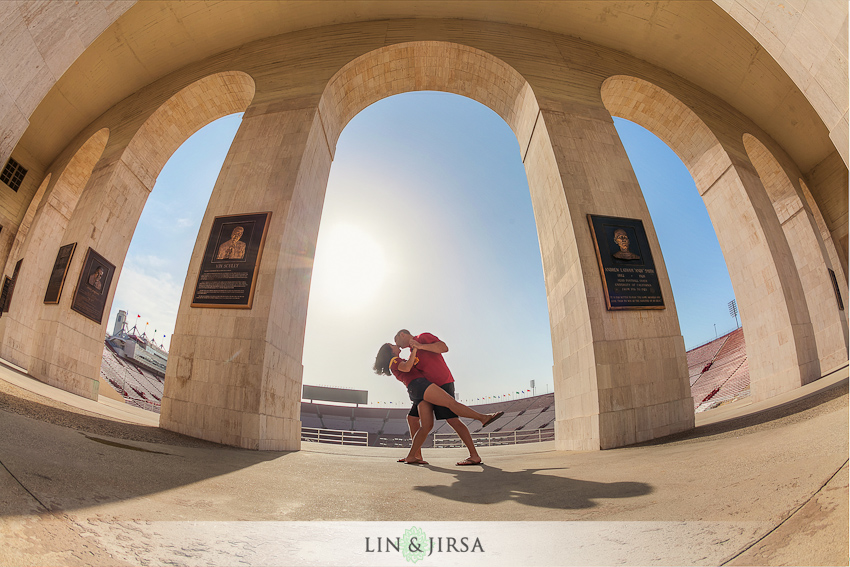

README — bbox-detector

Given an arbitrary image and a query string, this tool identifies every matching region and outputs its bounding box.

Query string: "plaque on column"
[44,242,77,304]
[0,277,10,315]
[71,248,115,323]
[588,214,665,310]
[828,268,844,310]
[2,258,23,313]
[191,212,271,309]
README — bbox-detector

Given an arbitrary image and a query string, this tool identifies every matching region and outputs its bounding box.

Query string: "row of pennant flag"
[371,389,535,405]
[131,314,168,345]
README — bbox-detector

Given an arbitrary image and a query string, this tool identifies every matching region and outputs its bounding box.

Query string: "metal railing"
[124,397,161,414]
[433,427,555,448]
[301,427,369,446]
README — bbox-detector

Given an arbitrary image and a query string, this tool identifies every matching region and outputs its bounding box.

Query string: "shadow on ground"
[413,464,652,509]
[0,380,283,518]
[630,378,848,448]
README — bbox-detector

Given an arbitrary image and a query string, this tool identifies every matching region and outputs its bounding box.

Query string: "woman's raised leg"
[423,384,502,426]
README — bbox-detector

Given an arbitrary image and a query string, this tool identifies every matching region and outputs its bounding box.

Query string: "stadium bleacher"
[99,326,751,441]
[688,328,749,411]
[100,345,163,413]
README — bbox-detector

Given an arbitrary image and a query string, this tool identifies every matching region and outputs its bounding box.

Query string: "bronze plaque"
[191,211,271,309]
[2,259,22,313]
[0,276,11,314]
[588,214,665,310]
[44,242,76,304]
[829,268,844,310]
[70,248,115,323]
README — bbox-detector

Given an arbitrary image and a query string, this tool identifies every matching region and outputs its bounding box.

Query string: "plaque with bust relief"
[71,247,115,323]
[191,211,271,308]
[588,214,665,310]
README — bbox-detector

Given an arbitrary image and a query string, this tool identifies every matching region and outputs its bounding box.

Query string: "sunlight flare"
[312,224,388,311]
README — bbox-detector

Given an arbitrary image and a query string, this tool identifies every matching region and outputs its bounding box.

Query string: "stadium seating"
[98,327,751,441]
[688,328,749,411]
[101,345,163,413]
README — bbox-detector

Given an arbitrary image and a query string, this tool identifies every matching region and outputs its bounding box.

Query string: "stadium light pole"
[728,299,739,328]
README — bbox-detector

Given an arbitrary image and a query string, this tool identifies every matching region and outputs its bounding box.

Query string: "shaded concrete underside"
[0,371,847,565]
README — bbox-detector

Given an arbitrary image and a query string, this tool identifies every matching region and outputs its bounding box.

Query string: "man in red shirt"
[394,329,484,465]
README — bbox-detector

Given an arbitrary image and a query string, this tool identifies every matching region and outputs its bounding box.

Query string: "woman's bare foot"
[398,455,424,463]
[481,411,504,427]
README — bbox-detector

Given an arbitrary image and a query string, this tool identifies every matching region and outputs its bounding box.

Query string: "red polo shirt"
[413,332,454,386]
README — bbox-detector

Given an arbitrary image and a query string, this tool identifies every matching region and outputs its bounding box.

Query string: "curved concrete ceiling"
[21,1,832,173]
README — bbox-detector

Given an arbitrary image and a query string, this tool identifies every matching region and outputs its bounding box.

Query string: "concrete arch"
[600,75,821,400]
[122,71,257,189]
[318,42,539,158]
[797,176,848,292]
[161,41,695,451]
[742,133,849,371]
[4,173,50,279]
[0,127,109,368]
[600,76,725,187]
[20,71,256,399]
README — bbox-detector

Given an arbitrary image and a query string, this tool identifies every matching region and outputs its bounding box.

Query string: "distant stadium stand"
[100,345,163,413]
[688,328,749,412]
[99,328,752,440]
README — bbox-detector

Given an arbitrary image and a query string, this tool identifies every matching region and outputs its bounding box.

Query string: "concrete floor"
[0,360,846,566]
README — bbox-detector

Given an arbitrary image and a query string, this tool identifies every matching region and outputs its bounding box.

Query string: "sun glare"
[312,224,388,311]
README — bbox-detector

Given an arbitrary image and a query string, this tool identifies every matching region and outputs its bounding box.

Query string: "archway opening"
[614,118,738,348]
[611,117,746,410]
[601,74,824,406]
[302,91,554,408]
[102,114,243,412]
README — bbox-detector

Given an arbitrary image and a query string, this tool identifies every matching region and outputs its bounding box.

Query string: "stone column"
[771,181,848,373]
[743,135,848,374]
[27,153,150,399]
[0,175,72,370]
[0,128,109,372]
[525,99,694,451]
[698,158,820,398]
[160,98,332,450]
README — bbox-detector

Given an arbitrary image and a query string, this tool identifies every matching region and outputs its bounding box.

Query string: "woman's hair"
[373,343,394,376]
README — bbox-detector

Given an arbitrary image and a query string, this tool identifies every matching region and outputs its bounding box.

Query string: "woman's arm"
[397,347,418,372]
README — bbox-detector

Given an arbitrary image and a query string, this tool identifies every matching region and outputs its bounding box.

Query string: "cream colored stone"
[0,6,842,451]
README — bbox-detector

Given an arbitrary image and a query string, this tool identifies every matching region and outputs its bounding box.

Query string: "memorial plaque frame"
[70,247,116,323]
[2,259,22,313]
[588,214,665,311]
[0,276,11,315]
[191,211,271,309]
[828,268,844,310]
[44,242,76,304]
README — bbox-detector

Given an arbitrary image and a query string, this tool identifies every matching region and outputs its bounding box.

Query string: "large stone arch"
[1,11,840,453]
[161,41,695,451]
[15,71,255,398]
[0,128,109,369]
[742,133,848,372]
[600,75,822,400]
[4,173,51,279]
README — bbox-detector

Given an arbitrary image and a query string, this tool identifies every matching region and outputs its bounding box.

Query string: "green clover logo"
[401,526,429,563]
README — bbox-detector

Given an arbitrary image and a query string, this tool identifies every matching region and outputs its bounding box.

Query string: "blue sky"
[108,91,738,406]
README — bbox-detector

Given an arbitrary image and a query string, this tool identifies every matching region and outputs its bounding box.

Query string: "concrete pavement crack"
[720,458,849,565]
[0,455,50,511]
